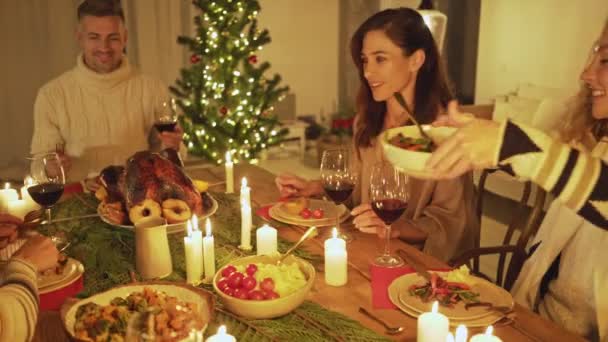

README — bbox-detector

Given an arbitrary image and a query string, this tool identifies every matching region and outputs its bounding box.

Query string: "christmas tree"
[171,0,289,163]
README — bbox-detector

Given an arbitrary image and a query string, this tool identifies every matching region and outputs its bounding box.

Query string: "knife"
[397,249,433,281]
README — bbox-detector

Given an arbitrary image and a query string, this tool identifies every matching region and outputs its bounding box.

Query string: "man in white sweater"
[30,0,183,186]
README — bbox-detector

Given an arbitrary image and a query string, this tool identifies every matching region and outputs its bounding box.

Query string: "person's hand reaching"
[13,235,59,272]
[275,173,322,198]
[351,204,399,238]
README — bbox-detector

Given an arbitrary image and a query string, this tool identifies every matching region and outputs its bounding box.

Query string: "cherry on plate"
[299,208,312,219]
[312,208,324,219]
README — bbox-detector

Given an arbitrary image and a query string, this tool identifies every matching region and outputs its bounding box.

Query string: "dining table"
[33,162,585,341]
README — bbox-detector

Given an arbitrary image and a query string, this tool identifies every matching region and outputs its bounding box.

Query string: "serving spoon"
[276,226,318,265]
[393,92,434,143]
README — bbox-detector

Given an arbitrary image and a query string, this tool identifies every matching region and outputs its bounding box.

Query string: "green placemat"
[38,193,389,341]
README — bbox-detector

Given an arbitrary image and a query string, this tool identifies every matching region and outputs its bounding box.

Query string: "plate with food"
[269,198,349,227]
[62,282,214,342]
[388,266,513,321]
[96,149,218,234]
[380,125,456,179]
[38,255,84,291]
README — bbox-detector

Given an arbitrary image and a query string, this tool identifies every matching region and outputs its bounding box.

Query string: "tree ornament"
[220,106,228,116]
[190,54,201,64]
[248,55,258,64]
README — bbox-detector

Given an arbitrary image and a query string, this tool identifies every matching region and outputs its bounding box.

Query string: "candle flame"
[24,176,34,186]
[225,151,232,163]
[192,215,199,232]
[242,177,248,188]
[485,325,493,336]
[445,332,455,342]
[218,325,227,335]
[4,183,10,190]
[455,324,468,342]
[186,220,193,237]
[205,218,212,237]
[331,227,338,239]
[431,301,439,313]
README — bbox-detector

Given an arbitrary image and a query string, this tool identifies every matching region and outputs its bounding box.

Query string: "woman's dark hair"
[77,0,124,22]
[351,7,453,149]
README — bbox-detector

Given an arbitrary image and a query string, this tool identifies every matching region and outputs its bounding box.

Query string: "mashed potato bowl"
[212,254,315,319]
[381,125,456,179]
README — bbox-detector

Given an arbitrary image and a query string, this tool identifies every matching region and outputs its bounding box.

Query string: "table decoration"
[7,198,29,220]
[206,325,236,342]
[324,227,347,286]
[204,218,216,282]
[185,217,204,285]
[0,183,19,212]
[21,175,40,212]
[225,152,234,193]
[446,332,455,342]
[455,324,468,342]
[470,326,502,342]
[256,224,277,256]
[417,301,449,342]
[135,216,173,280]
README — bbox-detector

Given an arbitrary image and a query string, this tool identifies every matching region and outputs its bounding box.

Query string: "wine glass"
[154,101,178,133]
[370,161,409,267]
[28,152,66,224]
[320,149,358,241]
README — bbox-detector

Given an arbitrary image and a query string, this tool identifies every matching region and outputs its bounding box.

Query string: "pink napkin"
[370,263,415,309]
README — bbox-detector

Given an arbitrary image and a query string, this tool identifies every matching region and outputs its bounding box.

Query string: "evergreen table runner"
[38,193,390,341]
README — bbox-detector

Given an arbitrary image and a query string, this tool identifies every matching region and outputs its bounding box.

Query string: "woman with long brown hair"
[276,8,478,261]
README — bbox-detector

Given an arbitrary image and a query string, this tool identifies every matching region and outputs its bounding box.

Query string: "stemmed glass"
[320,149,358,241]
[154,101,178,133]
[370,161,409,267]
[28,152,66,224]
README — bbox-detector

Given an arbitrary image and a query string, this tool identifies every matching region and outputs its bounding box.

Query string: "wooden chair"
[450,168,547,291]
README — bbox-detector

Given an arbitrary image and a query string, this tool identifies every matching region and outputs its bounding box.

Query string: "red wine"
[324,183,354,204]
[372,199,407,225]
[154,121,177,132]
[27,183,64,206]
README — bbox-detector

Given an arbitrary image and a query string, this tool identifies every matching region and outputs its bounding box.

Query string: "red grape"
[263,290,280,300]
[217,277,230,291]
[233,287,248,300]
[246,263,258,276]
[260,277,275,292]
[312,208,324,219]
[248,290,265,300]
[221,265,237,278]
[241,276,257,291]
[227,272,244,288]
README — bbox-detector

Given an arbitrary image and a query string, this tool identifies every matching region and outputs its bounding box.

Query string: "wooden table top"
[34,163,584,341]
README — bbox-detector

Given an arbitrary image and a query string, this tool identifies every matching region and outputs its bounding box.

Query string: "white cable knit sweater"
[31,54,169,182]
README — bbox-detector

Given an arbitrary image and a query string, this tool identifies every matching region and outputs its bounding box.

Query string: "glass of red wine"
[370,160,409,267]
[28,152,66,224]
[154,101,178,133]
[320,149,357,242]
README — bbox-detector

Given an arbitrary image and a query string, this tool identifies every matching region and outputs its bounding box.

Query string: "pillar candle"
[20,176,40,213]
[0,183,19,213]
[239,203,252,250]
[203,219,215,281]
[324,227,347,286]
[256,224,277,256]
[205,325,236,342]
[455,325,468,342]
[225,151,234,194]
[469,326,502,342]
[417,302,449,342]
[7,200,28,220]
[184,219,203,285]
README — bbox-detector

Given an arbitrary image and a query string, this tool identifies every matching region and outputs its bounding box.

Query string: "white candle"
[184,219,203,285]
[203,218,215,281]
[240,203,252,250]
[225,151,234,194]
[324,227,347,286]
[7,199,28,220]
[417,301,449,342]
[446,333,455,342]
[240,177,250,207]
[256,224,277,256]
[20,176,40,213]
[205,325,236,342]
[0,183,19,213]
[470,326,502,342]
[455,325,468,342]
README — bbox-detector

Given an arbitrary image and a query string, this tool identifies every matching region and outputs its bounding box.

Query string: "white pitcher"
[134,216,173,279]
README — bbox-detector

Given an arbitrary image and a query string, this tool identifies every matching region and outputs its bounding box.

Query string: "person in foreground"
[30,0,183,190]
[0,222,59,342]
[276,8,478,262]
[427,21,608,341]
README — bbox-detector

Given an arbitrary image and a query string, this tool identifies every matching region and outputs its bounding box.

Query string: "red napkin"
[39,274,84,311]
[255,197,288,221]
[370,263,415,309]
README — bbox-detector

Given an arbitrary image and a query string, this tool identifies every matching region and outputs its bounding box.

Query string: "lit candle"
[446,332,455,342]
[184,218,203,285]
[0,183,19,213]
[455,325,468,342]
[20,176,40,214]
[417,302,449,342]
[324,227,347,286]
[256,224,277,256]
[7,199,28,220]
[470,326,502,342]
[225,151,234,194]
[239,202,252,250]
[203,218,215,281]
[205,325,236,342]
[240,177,250,207]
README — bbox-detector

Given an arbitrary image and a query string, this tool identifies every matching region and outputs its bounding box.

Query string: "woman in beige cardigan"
[276,8,478,262]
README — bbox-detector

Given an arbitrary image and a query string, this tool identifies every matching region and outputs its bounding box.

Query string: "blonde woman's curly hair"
[560,20,608,143]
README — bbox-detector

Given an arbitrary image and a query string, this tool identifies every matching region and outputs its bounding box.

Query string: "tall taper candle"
[225,151,234,193]
[203,218,215,281]
[240,203,252,250]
